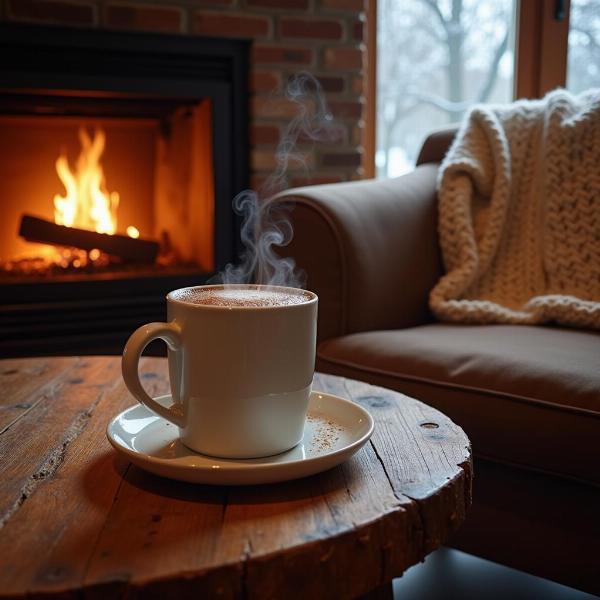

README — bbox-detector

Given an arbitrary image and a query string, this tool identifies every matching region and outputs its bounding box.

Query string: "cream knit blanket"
[429,89,600,330]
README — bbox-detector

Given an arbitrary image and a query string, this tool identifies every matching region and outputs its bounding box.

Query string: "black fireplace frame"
[0,23,249,357]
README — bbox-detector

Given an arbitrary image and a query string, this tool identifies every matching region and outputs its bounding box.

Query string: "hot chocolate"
[171,286,312,308]
[123,283,318,457]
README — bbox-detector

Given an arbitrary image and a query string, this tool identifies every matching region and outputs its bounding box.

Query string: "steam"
[211,72,341,288]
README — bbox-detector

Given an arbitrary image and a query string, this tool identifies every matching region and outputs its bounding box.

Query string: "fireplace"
[0,23,249,357]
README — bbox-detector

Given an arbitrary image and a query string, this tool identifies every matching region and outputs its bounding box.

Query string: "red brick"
[251,97,300,119]
[194,12,271,38]
[352,125,363,145]
[320,76,345,93]
[324,46,362,70]
[252,149,314,171]
[247,0,309,9]
[252,150,278,171]
[321,0,364,10]
[321,151,362,167]
[325,123,348,144]
[250,175,270,191]
[107,4,182,33]
[251,70,282,93]
[251,124,280,145]
[282,73,345,96]
[290,174,344,186]
[329,100,362,119]
[352,19,363,41]
[280,17,343,40]
[286,150,315,170]
[351,75,363,94]
[8,0,95,24]
[252,44,313,65]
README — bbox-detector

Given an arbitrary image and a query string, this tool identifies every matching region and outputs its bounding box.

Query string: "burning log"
[19,215,160,263]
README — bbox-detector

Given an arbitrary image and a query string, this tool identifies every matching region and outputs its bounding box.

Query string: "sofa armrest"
[273,164,443,342]
[416,125,457,165]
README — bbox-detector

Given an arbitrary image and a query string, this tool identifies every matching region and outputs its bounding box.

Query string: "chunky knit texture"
[429,89,600,330]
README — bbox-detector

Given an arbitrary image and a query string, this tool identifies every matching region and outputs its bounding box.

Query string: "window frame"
[515,0,571,98]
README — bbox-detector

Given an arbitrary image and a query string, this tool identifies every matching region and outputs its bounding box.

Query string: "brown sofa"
[273,128,600,595]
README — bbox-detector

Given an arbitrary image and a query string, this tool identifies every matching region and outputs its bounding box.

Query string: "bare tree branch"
[405,91,470,115]
[419,20,446,42]
[423,0,448,34]
[451,0,463,24]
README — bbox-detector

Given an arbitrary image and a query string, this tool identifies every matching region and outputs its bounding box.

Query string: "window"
[567,0,600,93]
[370,0,596,179]
[376,0,516,178]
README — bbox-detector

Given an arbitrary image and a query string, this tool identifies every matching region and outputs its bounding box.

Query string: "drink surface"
[171,286,312,308]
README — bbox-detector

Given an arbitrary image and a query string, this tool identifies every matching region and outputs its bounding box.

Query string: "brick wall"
[1,0,367,190]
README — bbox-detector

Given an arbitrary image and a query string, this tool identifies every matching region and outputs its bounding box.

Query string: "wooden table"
[0,356,472,599]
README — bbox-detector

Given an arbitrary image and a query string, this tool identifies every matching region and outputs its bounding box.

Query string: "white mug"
[122,284,318,458]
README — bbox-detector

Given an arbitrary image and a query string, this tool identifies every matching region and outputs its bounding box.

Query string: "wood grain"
[19,214,160,263]
[0,357,471,599]
[0,356,74,432]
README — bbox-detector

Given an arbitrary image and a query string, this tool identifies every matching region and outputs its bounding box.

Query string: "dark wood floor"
[393,548,598,600]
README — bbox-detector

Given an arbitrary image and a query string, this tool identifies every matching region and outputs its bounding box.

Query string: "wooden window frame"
[364,0,572,178]
[515,0,571,98]
[364,0,377,179]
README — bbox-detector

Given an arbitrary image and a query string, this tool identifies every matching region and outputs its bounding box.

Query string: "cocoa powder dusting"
[306,413,343,455]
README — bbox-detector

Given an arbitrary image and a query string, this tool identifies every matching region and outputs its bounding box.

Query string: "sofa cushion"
[317,324,600,485]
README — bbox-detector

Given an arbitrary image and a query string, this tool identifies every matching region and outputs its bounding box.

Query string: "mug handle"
[122,322,185,428]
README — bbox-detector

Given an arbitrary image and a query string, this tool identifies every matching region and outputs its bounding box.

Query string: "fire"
[0,128,150,277]
[53,128,119,234]
[126,225,140,239]
[53,128,137,238]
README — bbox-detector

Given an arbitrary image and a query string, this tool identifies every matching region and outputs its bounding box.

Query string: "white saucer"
[106,391,374,485]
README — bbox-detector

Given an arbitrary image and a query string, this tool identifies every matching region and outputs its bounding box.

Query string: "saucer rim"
[107,390,374,473]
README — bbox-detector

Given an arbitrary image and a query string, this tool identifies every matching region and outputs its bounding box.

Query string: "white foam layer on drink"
[172,287,311,307]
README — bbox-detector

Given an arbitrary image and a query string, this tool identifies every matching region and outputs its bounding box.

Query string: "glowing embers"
[1,247,113,277]
[126,226,140,239]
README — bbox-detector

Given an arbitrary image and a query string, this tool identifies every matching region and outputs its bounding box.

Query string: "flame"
[53,128,119,235]
[126,226,140,239]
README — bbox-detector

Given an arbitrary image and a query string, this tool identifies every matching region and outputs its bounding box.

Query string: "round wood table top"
[0,356,471,599]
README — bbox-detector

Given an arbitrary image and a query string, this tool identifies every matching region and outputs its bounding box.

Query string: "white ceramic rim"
[166,284,318,310]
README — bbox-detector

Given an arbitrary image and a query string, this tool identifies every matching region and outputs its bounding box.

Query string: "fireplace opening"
[1,104,215,280]
[0,23,249,357]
